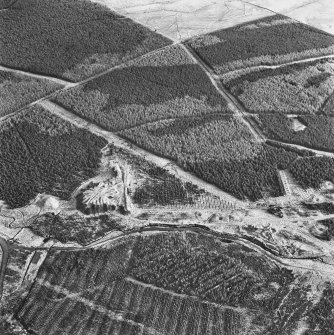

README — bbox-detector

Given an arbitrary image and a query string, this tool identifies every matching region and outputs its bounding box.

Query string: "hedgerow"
[120,115,299,200]
[0,71,62,117]
[0,106,107,208]
[53,47,230,131]
[290,156,334,189]
[187,14,334,73]
[0,0,171,81]
[257,114,334,152]
[222,59,334,114]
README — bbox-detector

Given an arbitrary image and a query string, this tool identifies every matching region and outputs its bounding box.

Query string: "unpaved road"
[180,44,266,143]
[217,53,334,77]
[45,223,334,277]
[40,100,245,208]
[0,64,74,87]
[0,236,9,301]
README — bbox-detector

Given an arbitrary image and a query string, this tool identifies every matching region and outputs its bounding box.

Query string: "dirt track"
[0,236,9,301]
[39,100,245,208]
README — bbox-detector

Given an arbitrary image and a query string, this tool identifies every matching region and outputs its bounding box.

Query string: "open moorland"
[187,14,334,73]
[0,105,107,208]
[221,58,334,114]
[16,231,329,335]
[0,0,171,81]
[53,45,231,131]
[0,70,62,117]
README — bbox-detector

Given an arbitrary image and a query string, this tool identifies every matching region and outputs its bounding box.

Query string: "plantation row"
[53,45,230,131]
[221,59,334,114]
[0,106,107,208]
[256,114,334,152]
[19,234,245,335]
[187,14,334,73]
[129,233,296,313]
[1,0,171,81]
[120,116,301,201]
[18,278,242,335]
[0,70,62,117]
[16,232,318,333]
[305,283,334,334]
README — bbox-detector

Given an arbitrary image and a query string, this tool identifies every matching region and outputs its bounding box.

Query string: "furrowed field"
[0,71,62,117]
[53,45,231,131]
[0,106,107,208]
[221,59,334,114]
[0,0,171,81]
[187,14,334,73]
[120,115,301,201]
[254,114,334,152]
[16,231,317,334]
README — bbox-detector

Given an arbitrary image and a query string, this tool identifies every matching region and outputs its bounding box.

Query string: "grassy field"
[0,0,171,81]
[0,105,107,208]
[254,114,334,152]
[120,115,300,201]
[0,71,62,117]
[53,45,231,131]
[187,14,334,73]
[16,231,316,334]
[221,59,334,114]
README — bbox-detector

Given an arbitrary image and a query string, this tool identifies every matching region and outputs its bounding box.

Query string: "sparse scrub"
[30,213,122,245]
[221,59,334,114]
[0,71,62,117]
[257,114,334,152]
[53,45,230,131]
[0,0,171,81]
[187,14,334,73]
[120,115,299,200]
[0,106,107,208]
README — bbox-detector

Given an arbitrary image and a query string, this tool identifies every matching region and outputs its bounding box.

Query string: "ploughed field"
[16,231,329,335]
[186,14,334,73]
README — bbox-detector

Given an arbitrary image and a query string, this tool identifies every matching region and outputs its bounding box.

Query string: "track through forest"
[0,64,74,87]
[39,100,244,208]
[217,53,334,77]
